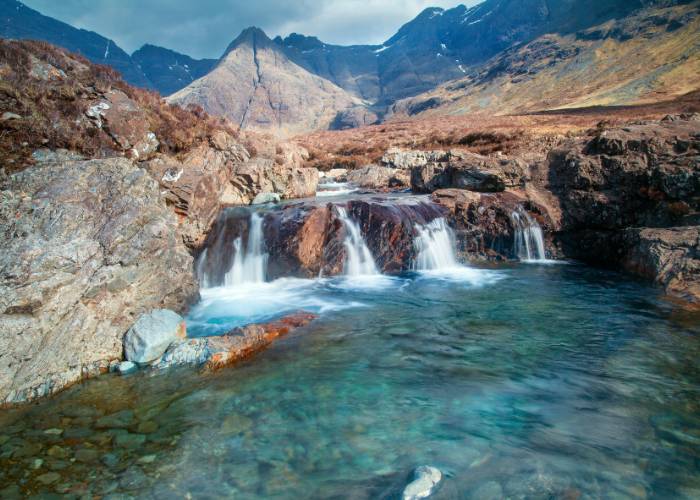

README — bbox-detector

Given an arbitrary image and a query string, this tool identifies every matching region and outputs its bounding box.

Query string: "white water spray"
[336,207,379,276]
[511,211,547,262]
[224,213,268,286]
[414,218,459,271]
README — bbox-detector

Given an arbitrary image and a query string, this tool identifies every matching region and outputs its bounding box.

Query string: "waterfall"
[336,207,379,276]
[223,213,268,286]
[414,218,459,271]
[511,210,547,262]
[196,248,210,289]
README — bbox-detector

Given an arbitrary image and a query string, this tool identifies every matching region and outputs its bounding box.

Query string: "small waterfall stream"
[511,210,547,262]
[336,207,380,276]
[414,218,459,271]
[224,213,267,286]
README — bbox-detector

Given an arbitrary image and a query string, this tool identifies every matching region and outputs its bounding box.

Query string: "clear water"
[1,264,700,499]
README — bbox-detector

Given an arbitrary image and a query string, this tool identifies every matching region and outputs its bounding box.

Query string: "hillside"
[390,1,700,117]
[0,0,149,87]
[168,28,370,136]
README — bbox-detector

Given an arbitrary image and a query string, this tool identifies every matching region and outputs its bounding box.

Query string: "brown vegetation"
[0,40,237,173]
[296,93,700,171]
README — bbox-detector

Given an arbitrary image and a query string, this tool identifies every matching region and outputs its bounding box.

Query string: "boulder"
[346,165,410,189]
[402,466,442,500]
[124,310,186,364]
[230,158,319,202]
[0,157,197,405]
[411,151,526,193]
[382,148,450,170]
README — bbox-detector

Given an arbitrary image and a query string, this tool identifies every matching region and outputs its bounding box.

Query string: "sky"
[21,0,480,59]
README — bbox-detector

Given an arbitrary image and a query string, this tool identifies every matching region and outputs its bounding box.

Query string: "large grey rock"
[346,165,410,190]
[124,309,186,364]
[403,466,442,500]
[0,157,197,405]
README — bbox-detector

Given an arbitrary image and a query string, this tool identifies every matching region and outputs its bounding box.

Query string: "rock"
[136,421,158,434]
[1,112,22,122]
[331,106,379,130]
[116,361,137,376]
[101,453,121,468]
[114,432,146,449]
[155,312,317,371]
[0,158,197,405]
[36,472,61,485]
[47,446,69,459]
[346,165,410,190]
[411,150,526,193]
[230,158,320,203]
[623,226,700,303]
[221,413,253,434]
[549,116,700,303]
[74,448,100,463]
[95,410,135,430]
[323,168,349,182]
[382,148,451,170]
[124,310,186,364]
[119,465,148,490]
[43,428,63,436]
[402,466,442,500]
[252,192,281,205]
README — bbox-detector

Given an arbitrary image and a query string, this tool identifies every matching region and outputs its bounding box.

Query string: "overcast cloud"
[21,0,479,59]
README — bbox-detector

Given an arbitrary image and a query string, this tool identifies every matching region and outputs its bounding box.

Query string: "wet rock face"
[0,158,197,405]
[433,188,554,261]
[197,197,447,281]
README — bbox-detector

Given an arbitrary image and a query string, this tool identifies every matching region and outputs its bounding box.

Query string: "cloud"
[21,0,480,59]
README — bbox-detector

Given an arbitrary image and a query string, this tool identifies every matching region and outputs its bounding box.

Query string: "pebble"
[101,453,120,468]
[114,432,146,449]
[47,445,69,459]
[36,471,61,485]
[43,428,64,436]
[138,454,157,464]
[95,410,135,429]
[31,458,44,469]
[75,448,100,463]
[403,465,442,500]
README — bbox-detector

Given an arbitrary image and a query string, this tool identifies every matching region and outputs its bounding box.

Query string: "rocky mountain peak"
[223,26,275,55]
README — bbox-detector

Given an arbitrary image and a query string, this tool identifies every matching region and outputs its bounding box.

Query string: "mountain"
[390,1,700,117]
[273,34,381,102]
[0,0,150,87]
[132,44,217,96]
[168,28,370,136]
[276,0,686,105]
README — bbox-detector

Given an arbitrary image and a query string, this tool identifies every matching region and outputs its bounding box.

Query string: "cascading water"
[223,212,267,286]
[511,210,547,262]
[336,207,379,276]
[413,218,459,271]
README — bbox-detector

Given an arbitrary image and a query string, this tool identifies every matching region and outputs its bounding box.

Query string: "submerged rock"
[402,465,442,500]
[124,310,187,364]
[155,312,317,371]
[116,361,137,376]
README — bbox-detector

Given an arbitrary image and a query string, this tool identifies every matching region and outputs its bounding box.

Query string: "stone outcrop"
[622,227,700,304]
[547,115,700,302]
[0,157,197,405]
[229,158,319,205]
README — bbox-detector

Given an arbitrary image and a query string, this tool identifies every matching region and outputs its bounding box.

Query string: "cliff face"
[168,28,366,136]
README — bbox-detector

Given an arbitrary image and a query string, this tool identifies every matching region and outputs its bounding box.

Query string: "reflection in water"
[1,265,699,499]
